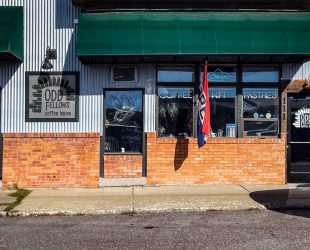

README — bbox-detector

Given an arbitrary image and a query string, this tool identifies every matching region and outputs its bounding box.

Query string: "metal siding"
[0,0,156,133]
[282,62,310,81]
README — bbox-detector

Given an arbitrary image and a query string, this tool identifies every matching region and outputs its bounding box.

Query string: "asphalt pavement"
[1,210,310,250]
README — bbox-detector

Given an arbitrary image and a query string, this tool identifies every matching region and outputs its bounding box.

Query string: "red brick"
[2,133,100,189]
[146,132,286,185]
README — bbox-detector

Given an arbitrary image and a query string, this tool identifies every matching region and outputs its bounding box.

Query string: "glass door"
[288,94,310,182]
[104,90,143,154]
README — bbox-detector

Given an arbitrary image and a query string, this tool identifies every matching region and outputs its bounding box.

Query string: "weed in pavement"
[4,189,31,212]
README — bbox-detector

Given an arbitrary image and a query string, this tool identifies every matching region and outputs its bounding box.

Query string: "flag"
[197,63,210,148]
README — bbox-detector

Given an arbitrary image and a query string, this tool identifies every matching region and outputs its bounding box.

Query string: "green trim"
[0,7,23,62]
[77,12,310,57]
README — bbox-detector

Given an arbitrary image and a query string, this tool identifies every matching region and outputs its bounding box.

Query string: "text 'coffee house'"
[1,0,310,188]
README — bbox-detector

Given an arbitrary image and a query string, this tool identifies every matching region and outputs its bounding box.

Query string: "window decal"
[293,107,310,128]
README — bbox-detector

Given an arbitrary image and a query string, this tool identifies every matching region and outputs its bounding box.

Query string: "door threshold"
[287,182,310,187]
[99,177,146,187]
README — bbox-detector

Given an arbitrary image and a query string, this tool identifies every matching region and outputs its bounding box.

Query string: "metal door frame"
[101,88,146,178]
[287,93,310,182]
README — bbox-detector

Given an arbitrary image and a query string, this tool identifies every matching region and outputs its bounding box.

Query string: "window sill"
[154,136,283,144]
[104,152,142,156]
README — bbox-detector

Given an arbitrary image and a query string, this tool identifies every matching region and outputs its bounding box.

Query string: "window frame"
[156,85,195,138]
[156,64,199,139]
[103,88,145,155]
[240,64,281,138]
[155,63,282,139]
[157,65,196,84]
[241,65,280,84]
[208,86,238,138]
[201,64,238,138]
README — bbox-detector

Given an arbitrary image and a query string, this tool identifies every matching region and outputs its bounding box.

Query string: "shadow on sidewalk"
[249,184,310,218]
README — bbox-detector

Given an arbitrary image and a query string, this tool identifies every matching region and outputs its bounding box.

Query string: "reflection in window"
[209,88,236,137]
[105,91,143,153]
[242,66,279,82]
[243,88,279,119]
[112,66,136,82]
[157,67,195,82]
[158,88,193,137]
[291,144,310,173]
[243,121,278,137]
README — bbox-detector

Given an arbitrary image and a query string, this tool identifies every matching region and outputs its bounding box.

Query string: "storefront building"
[0,0,310,188]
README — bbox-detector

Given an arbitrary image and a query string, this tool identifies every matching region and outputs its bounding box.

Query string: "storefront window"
[242,88,279,137]
[243,88,279,119]
[156,64,280,139]
[242,66,279,82]
[209,88,236,137]
[105,90,143,153]
[158,88,193,137]
[157,67,195,82]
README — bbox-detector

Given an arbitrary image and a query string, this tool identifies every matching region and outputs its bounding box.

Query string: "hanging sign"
[293,107,310,128]
[26,72,79,121]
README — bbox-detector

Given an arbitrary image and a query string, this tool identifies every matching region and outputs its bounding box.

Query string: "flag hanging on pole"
[197,63,210,148]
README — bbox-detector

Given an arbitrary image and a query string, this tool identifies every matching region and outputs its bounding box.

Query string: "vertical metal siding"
[282,61,310,81]
[0,0,156,133]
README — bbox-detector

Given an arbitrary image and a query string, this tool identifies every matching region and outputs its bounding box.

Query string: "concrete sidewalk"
[0,190,17,215]
[1,184,309,216]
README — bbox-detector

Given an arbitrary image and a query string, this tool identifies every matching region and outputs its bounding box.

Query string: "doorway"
[102,89,146,178]
[287,93,310,182]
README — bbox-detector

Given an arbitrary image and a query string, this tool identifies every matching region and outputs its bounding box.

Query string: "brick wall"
[147,133,286,185]
[2,133,100,189]
[104,155,142,178]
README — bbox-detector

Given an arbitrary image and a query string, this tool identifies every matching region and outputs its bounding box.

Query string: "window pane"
[105,91,143,153]
[200,66,237,83]
[112,66,136,82]
[242,66,279,82]
[209,88,236,137]
[243,121,278,137]
[158,88,193,137]
[158,67,195,82]
[243,88,279,119]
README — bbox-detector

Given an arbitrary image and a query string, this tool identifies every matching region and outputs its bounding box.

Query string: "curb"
[7,205,266,217]
[4,206,310,217]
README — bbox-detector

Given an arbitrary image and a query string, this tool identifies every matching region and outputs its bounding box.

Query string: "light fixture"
[41,46,57,70]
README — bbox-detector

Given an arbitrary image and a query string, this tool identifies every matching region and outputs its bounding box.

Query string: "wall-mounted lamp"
[41,46,57,70]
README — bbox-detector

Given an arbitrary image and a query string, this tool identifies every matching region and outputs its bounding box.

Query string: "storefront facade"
[0,0,310,188]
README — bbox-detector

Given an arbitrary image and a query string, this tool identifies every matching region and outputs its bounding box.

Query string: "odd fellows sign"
[293,107,310,129]
[26,72,79,121]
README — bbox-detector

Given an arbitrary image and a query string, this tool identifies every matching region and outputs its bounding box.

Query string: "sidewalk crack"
[239,185,250,193]
[132,186,135,213]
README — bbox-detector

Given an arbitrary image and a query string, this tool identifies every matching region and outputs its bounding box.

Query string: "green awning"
[76,12,310,58]
[0,7,23,62]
